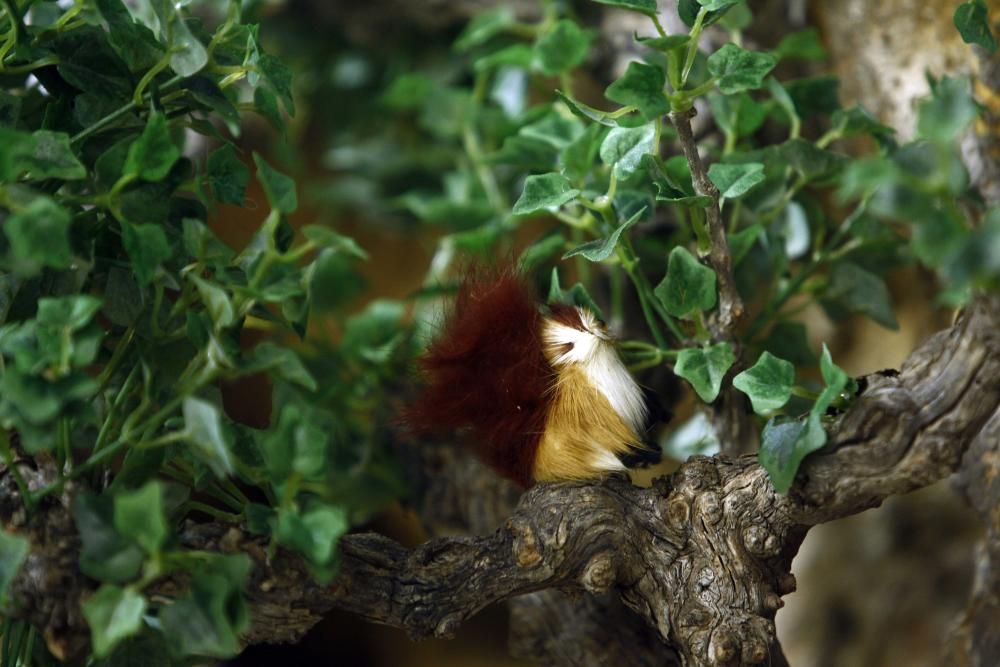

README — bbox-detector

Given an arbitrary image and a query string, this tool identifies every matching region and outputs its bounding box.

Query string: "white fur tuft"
[543,308,648,434]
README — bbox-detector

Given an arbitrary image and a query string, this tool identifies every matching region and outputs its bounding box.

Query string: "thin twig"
[668,108,744,338]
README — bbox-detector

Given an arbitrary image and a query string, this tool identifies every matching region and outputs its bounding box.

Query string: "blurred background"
[210,1,990,665]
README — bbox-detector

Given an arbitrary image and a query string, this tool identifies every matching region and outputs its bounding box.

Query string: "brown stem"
[668,108,744,338]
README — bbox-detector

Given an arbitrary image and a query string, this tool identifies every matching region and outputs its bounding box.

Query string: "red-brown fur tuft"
[405,266,553,487]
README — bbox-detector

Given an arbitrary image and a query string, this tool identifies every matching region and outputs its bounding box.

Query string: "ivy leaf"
[762,321,816,366]
[556,90,622,127]
[83,585,147,658]
[563,208,645,262]
[121,221,171,286]
[112,481,167,554]
[159,555,251,658]
[954,0,997,54]
[24,131,86,180]
[674,343,736,403]
[143,0,208,76]
[823,262,899,330]
[728,223,762,266]
[74,493,144,584]
[207,143,249,205]
[183,397,234,477]
[534,19,590,75]
[707,44,777,94]
[589,0,658,16]
[757,417,809,494]
[699,0,743,9]
[759,345,849,493]
[513,173,580,215]
[123,112,180,182]
[454,7,514,51]
[253,153,298,214]
[605,61,669,120]
[830,105,895,144]
[244,343,318,391]
[190,276,234,330]
[519,233,567,272]
[548,268,604,319]
[600,123,656,180]
[917,75,976,144]
[4,198,73,273]
[643,154,713,207]
[302,225,368,260]
[780,138,847,183]
[733,351,794,414]
[775,27,828,62]
[0,528,29,606]
[707,162,765,199]
[654,246,717,318]
[276,506,349,580]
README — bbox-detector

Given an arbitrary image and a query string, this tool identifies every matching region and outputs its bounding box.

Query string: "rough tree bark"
[3,294,998,665]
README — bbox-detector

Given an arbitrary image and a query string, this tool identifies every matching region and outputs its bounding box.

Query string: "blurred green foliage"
[0,0,997,664]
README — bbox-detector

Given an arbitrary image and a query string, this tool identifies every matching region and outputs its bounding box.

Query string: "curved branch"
[3,296,998,665]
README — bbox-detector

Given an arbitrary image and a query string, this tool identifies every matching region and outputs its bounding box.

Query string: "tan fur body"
[532,308,649,482]
[533,364,642,482]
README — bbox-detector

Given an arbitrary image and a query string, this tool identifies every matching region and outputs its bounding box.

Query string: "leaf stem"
[70,74,185,145]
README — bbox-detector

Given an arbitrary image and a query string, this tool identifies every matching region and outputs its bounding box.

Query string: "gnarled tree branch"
[2,296,998,665]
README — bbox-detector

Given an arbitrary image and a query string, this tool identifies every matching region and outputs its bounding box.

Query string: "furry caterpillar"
[408,266,662,487]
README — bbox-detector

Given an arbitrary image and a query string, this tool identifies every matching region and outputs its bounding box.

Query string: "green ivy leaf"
[535,19,590,76]
[760,345,849,493]
[302,225,369,260]
[512,173,580,215]
[454,7,514,51]
[830,105,895,144]
[144,0,207,76]
[0,528,29,606]
[556,90,624,127]
[190,276,234,329]
[732,351,794,414]
[674,342,736,403]
[707,162,765,199]
[563,208,645,262]
[774,27,828,62]
[207,143,249,205]
[83,585,147,658]
[518,233,567,272]
[605,61,669,120]
[4,197,73,273]
[762,321,816,366]
[955,0,997,54]
[780,139,847,182]
[159,555,251,658]
[25,131,86,180]
[276,505,349,579]
[699,0,743,10]
[757,417,809,493]
[643,154,713,207]
[548,268,604,319]
[654,246,717,318]
[112,481,167,554]
[183,397,234,477]
[253,153,298,214]
[561,123,605,182]
[917,75,976,144]
[707,44,777,94]
[74,493,144,584]
[823,262,899,330]
[123,112,180,182]
[600,123,656,180]
[727,223,762,266]
[121,221,171,287]
[244,343,318,391]
[589,0,658,16]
